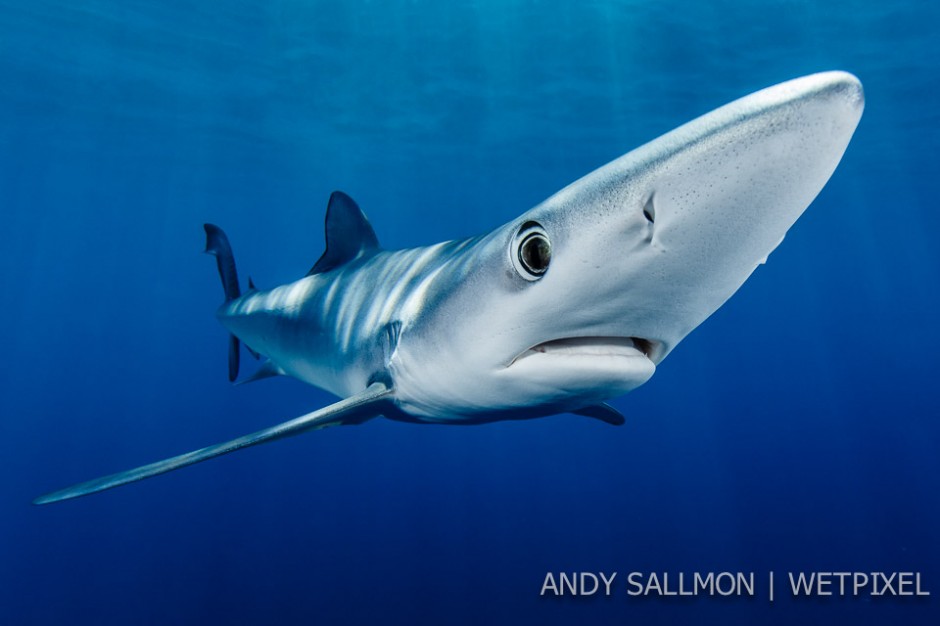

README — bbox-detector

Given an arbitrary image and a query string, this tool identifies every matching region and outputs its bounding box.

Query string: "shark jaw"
[502,336,660,411]
[518,336,661,363]
[509,336,660,389]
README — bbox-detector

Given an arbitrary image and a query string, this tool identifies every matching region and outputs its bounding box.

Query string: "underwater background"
[1,0,937,624]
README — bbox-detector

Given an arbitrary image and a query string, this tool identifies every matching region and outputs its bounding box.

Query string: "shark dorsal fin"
[308,191,380,275]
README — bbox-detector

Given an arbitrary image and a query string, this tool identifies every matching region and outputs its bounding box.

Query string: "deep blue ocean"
[1,1,938,624]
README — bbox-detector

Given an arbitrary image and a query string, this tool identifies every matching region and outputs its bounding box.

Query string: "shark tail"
[204,224,242,382]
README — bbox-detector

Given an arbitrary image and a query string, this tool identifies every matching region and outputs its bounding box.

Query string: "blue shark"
[35,71,864,504]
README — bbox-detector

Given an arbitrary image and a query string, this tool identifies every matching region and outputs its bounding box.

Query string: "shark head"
[390,71,864,422]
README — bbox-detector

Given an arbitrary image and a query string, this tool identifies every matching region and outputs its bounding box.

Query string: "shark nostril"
[642,195,656,224]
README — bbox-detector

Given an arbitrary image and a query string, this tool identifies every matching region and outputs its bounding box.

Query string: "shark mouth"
[514,336,660,365]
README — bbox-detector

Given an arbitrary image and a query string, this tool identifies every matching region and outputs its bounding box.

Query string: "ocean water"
[1,1,938,624]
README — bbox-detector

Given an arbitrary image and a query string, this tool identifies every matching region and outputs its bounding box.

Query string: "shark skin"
[35,71,864,504]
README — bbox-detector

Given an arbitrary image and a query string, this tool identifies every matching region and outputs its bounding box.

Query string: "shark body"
[36,71,864,504]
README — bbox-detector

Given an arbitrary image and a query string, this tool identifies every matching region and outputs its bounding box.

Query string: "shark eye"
[511,221,551,280]
[520,233,551,274]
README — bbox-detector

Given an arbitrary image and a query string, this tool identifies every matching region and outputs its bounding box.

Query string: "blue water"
[2,1,938,624]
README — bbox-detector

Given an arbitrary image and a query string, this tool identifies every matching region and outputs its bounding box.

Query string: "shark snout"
[785,70,864,116]
[637,72,863,357]
[523,72,864,364]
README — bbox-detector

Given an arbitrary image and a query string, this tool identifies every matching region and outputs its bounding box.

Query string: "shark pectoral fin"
[235,360,287,386]
[33,382,394,506]
[572,403,626,426]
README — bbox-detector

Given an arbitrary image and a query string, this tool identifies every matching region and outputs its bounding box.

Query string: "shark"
[35,71,864,505]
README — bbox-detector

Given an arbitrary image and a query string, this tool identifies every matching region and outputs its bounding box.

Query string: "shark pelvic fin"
[308,191,380,275]
[33,382,394,505]
[235,360,287,386]
[227,334,240,382]
[572,403,626,426]
[245,344,261,361]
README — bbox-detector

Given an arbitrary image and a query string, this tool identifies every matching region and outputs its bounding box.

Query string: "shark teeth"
[525,337,657,360]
